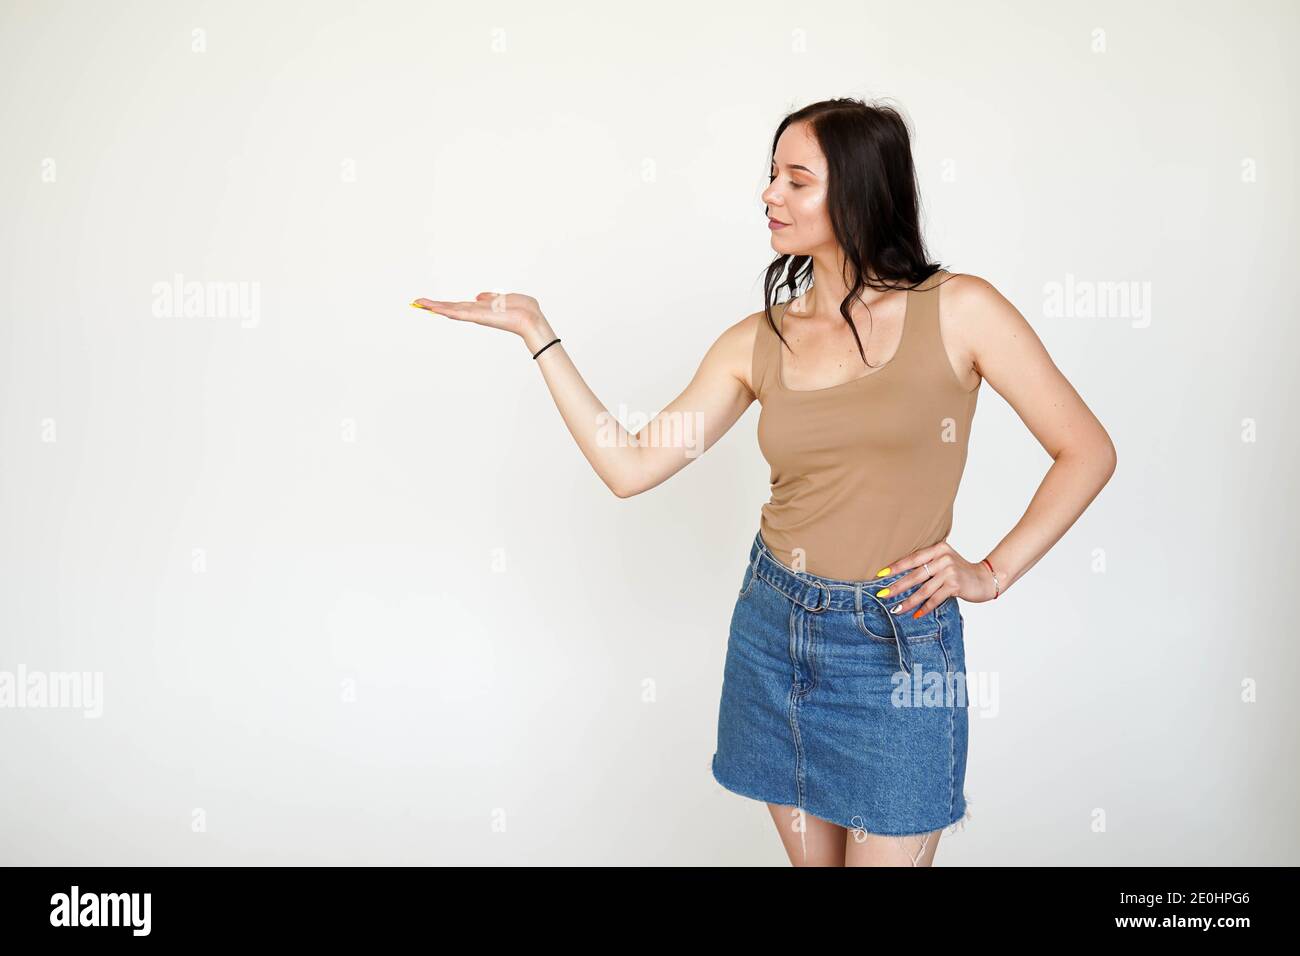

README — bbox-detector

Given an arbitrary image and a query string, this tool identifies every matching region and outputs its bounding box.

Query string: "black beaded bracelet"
[532,337,561,360]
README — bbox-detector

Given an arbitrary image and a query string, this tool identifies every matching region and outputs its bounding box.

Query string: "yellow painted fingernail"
[876,587,891,598]
[876,567,891,577]
[410,301,425,308]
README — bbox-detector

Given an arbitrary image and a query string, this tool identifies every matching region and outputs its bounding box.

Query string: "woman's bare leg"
[844,827,943,867]
[765,804,847,866]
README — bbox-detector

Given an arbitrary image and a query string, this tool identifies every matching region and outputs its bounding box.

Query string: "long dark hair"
[761,97,947,366]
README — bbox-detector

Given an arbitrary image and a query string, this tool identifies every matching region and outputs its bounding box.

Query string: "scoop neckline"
[775,285,914,395]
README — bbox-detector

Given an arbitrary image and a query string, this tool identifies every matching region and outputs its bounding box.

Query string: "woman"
[412,97,1117,867]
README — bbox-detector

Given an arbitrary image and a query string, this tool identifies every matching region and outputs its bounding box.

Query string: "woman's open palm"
[411,292,541,338]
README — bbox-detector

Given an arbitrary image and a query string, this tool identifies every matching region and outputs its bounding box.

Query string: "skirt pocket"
[855,583,942,645]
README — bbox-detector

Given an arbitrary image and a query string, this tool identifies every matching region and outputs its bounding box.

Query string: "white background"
[1,0,1296,864]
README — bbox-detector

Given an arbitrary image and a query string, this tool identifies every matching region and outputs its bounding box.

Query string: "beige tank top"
[752,269,980,581]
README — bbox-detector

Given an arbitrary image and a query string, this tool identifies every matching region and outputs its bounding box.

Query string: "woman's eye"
[768,173,802,188]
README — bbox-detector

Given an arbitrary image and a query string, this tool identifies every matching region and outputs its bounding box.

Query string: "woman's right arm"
[412,292,760,498]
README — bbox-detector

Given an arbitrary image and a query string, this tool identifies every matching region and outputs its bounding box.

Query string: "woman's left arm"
[887,273,1118,617]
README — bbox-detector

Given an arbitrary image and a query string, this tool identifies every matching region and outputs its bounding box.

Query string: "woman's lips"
[768,219,789,230]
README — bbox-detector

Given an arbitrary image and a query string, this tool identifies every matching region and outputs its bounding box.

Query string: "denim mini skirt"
[711,529,971,838]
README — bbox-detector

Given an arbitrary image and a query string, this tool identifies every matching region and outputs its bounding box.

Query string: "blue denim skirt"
[711,529,971,838]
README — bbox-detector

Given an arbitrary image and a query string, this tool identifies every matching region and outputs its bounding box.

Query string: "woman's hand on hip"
[875,541,997,619]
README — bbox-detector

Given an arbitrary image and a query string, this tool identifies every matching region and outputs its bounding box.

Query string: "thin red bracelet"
[981,558,1002,600]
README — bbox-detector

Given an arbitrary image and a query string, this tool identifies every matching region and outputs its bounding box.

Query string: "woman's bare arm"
[412,292,759,498]
[879,273,1119,615]
[952,274,1118,589]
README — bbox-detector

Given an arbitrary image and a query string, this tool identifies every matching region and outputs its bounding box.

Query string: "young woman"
[412,98,1117,867]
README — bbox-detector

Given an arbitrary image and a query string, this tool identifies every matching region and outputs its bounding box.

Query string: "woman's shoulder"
[930,271,1017,393]
[934,271,1040,387]
[726,300,792,347]
[933,270,1009,309]
[716,302,792,401]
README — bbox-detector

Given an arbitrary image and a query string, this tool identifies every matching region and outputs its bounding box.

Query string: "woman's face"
[762,121,834,256]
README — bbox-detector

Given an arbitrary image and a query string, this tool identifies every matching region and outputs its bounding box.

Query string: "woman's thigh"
[844,827,943,867]
[765,803,847,867]
[765,803,944,866]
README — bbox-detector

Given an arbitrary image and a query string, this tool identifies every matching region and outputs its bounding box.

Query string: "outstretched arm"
[412,292,759,498]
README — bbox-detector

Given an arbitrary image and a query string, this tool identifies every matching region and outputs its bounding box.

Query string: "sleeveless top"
[752,269,980,582]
